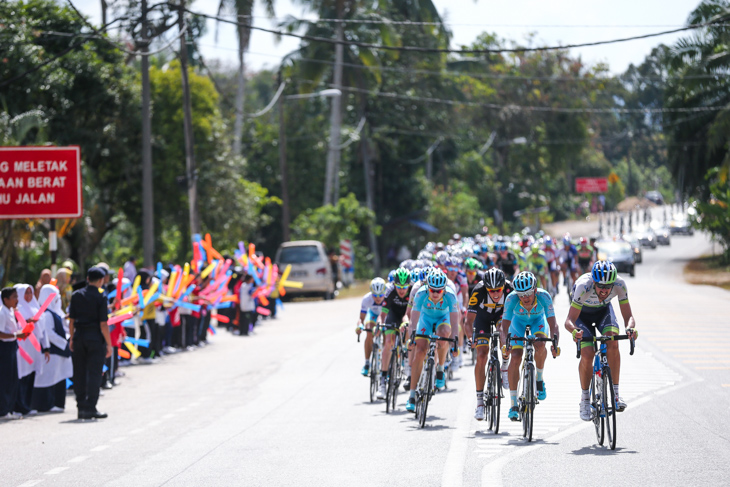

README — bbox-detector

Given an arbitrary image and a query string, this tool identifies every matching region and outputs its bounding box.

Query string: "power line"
[186,8,717,55]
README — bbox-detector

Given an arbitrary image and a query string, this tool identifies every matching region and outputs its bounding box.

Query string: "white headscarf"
[14,283,39,319]
[39,284,62,317]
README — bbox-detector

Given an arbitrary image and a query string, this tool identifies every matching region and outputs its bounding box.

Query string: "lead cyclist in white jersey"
[563,261,638,420]
[355,278,387,377]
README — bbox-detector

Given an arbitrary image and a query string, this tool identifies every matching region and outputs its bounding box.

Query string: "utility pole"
[232,15,250,157]
[141,0,154,266]
[179,0,200,236]
[361,122,380,275]
[278,71,291,241]
[324,0,344,206]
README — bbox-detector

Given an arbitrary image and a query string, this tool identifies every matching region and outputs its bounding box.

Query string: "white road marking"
[162,413,175,419]
[90,445,109,452]
[147,420,162,427]
[17,480,44,487]
[129,428,144,434]
[44,467,69,475]
[110,437,127,443]
[67,456,89,463]
[441,378,476,487]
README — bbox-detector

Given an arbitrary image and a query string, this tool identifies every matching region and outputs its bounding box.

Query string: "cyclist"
[563,261,637,420]
[543,237,560,295]
[464,258,485,296]
[495,242,519,280]
[576,238,595,275]
[406,270,459,412]
[559,235,578,290]
[526,244,551,293]
[355,277,387,377]
[464,268,513,420]
[376,268,412,399]
[500,271,560,421]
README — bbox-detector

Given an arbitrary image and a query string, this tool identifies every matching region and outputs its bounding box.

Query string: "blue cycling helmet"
[388,269,396,282]
[419,267,430,282]
[427,269,447,290]
[513,271,537,293]
[592,261,618,285]
[544,236,553,247]
[410,267,421,283]
[495,242,506,252]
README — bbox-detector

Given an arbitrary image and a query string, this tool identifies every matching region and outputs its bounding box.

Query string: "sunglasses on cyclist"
[595,283,614,290]
[372,294,385,299]
[515,289,535,298]
[487,287,504,293]
[428,288,444,294]
[447,266,459,272]
[394,284,409,290]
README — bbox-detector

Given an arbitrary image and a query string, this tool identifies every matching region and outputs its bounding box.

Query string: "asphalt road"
[2,221,728,487]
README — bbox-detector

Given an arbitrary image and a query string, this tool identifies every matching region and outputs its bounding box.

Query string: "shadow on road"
[571,445,638,456]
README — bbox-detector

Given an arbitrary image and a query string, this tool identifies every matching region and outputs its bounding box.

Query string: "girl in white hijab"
[32,284,72,413]
[13,284,48,416]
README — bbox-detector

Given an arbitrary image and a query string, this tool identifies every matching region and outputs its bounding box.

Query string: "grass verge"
[684,255,730,291]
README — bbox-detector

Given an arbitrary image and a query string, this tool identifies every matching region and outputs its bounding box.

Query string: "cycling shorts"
[383,310,406,335]
[415,314,450,338]
[575,304,619,349]
[508,316,548,349]
[364,309,379,325]
[473,314,500,347]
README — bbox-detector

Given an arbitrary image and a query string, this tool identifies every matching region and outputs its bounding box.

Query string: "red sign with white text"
[0,146,82,219]
[575,177,608,193]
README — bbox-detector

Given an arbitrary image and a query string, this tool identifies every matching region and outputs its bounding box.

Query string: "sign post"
[0,146,83,273]
[575,177,608,193]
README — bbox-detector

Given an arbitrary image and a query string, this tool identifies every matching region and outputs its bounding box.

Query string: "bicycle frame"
[413,333,454,428]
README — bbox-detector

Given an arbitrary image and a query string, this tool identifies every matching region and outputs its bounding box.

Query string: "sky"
[71,0,704,75]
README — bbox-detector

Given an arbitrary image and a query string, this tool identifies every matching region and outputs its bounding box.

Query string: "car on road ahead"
[634,227,658,249]
[596,240,636,277]
[669,216,694,236]
[650,222,671,246]
[645,190,664,205]
[622,235,643,264]
[275,240,335,301]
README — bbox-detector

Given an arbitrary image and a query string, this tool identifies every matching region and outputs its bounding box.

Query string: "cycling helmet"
[394,267,411,286]
[579,237,587,245]
[370,277,387,295]
[563,233,572,246]
[435,250,450,266]
[591,261,617,285]
[419,267,431,282]
[427,269,447,290]
[483,267,506,290]
[410,268,421,283]
[544,236,553,247]
[464,258,481,271]
[387,269,396,282]
[513,271,537,293]
[495,242,507,252]
[530,243,541,254]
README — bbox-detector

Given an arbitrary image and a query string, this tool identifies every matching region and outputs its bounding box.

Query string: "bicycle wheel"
[420,362,434,428]
[603,367,617,450]
[492,361,502,434]
[592,375,605,445]
[369,346,379,403]
[391,347,401,412]
[486,362,495,430]
[385,352,397,413]
[523,364,535,442]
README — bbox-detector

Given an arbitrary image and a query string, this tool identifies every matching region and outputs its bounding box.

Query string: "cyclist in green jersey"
[526,244,551,292]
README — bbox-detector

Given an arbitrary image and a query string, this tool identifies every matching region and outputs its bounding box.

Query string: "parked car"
[634,227,658,249]
[622,234,643,264]
[669,216,694,235]
[650,222,671,245]
[645,190,664,205]
[595,241,635,277]
[275,240,335,300]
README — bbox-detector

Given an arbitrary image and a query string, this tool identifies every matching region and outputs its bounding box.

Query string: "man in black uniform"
[464,267,513,421]
[376,268,411,398]
[69,267,112,420]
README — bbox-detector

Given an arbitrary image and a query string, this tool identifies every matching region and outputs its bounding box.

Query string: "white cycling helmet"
[370,277,387,295]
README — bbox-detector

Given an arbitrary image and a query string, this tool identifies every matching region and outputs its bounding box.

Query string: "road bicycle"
[483,331,504,433]
[413,333,455,428]
[379,323,406,413]
[357,325,382,403]
[576,334,635,450]
[507,326,559,442]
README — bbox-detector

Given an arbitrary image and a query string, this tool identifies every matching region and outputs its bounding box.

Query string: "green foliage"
[605,172,626,210]
[424,181,485,243]
[691,167,730,261]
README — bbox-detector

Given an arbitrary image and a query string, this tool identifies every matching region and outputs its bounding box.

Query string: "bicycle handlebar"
[506,333,559,358]
[413,334,456,343]
[574,334,635,358]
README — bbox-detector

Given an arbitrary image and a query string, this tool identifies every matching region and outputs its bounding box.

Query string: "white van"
[275,240,335,300]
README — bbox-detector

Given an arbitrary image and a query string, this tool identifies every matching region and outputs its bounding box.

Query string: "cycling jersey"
[526,251,549,275]
[411,285,459,336]
[361,292,384,323]
[496,251,518,278]
[503,289,555,348]
[468,280,513,346]
[559,245,578,269]
[570,273,629,314]
[544,247,559,271]
[381,285,411,325]
[466,270,485,296]
[407,278,456,306]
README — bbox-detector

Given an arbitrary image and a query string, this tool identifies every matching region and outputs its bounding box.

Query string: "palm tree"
[216,0,276,156]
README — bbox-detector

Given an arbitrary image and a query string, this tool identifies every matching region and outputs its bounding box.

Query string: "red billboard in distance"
[0,146,82,219]
[575,177,608,193]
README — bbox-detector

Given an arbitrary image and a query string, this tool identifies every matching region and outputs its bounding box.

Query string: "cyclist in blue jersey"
[405,269,459,412]
[355,278,387,376]
[500,271,560,421]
